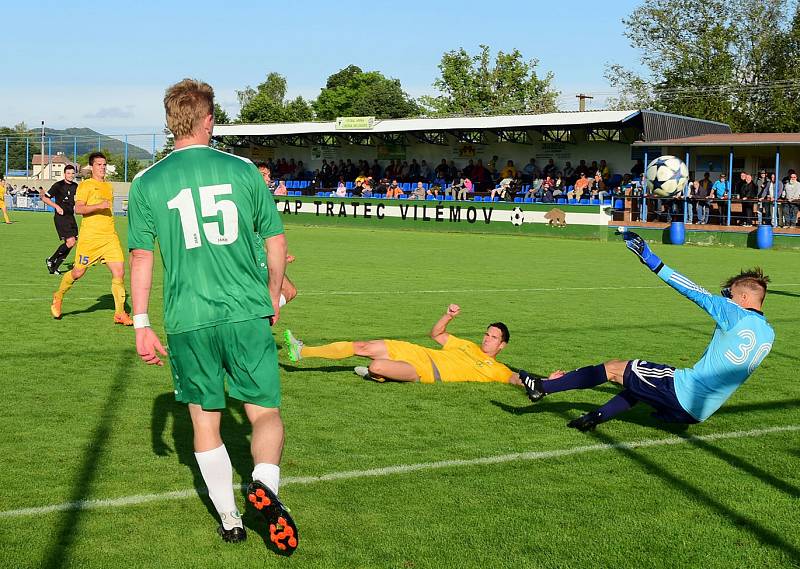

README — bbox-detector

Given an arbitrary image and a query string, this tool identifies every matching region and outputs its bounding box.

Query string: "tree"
[214,103,230,125]
[421,45,559,116]
[78,149,144,182]
[237,72,314,123]
[606,0,800,132]
[313,65,420,120]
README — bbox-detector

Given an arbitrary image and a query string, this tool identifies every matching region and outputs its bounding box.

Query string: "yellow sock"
[111,277,126,314]
[302,342,355,359]
[55,272,75,299]
[1,209,9,223]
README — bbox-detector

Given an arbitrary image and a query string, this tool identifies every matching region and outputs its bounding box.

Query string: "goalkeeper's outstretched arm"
[619,231,735,329]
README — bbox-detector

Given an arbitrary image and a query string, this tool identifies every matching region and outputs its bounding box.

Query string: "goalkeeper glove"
[619,231,664,272]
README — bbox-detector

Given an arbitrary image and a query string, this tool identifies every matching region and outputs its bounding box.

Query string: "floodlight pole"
[40,121,45,180]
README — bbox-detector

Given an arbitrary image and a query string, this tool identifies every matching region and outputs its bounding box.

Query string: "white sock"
[279,294,287,307]
[252,463,281,496]
[195,445,242,530]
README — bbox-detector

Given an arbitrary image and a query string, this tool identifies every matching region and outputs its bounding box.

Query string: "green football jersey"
[127,145,284,334]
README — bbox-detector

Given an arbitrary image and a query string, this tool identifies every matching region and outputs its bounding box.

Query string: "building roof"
[213,110,646,137]
[633,133,800,147]
[32,154,77,165]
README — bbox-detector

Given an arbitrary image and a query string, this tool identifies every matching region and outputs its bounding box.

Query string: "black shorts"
[54,214,78,240]
[623,360,699,424]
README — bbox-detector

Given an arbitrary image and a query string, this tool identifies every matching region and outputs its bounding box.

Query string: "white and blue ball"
[645,155,689,198]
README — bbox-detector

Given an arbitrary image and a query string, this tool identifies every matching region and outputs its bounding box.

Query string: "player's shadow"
[62,294,114,316]
[582,427,800,563]
[769,289,800,298]
[150,394,258,533]
[280,363,354,373]
[39,348,136,569]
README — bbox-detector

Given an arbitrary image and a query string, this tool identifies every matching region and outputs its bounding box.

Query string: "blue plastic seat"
[580,199,589,205]
[557,198,566,204]
[590,199,600,205]
[426,195,435,201]
[514,197,523,203]
[568,199,577,204]
[446,195,455,201]
[399,194,407,199]
[614,199,624,209]
[524,198,533,203]
[474,196,482,202]
[345,181,353,189]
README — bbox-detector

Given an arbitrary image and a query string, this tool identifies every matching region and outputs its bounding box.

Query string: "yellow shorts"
[74,233,124,268]
[384,340,437,383]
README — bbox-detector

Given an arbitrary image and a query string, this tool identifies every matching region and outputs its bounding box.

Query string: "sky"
[0,0,644,137]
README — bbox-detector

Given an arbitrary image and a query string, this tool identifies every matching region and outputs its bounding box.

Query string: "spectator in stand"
[589,161,599,176]
[769,173,783,226]
[447,161,459,185]
[361,179,373,198]
[471,159,489,190]
[408,159,421,180]
[570,172,591,201]
[420,160,432,182]
[598,160,610,183]
[487,155,499,179]
[355,171,368,186]
[296,161,308,180]
[591,172,608,202]
[434,159,449,187]
[274,180,288,196]
[457,178,473,201]
[462,159,475,179]
[538,176,554,200]
[739,173,757,226]
[523,158,541,182]
[409,181,428,200]
[553,174,565,199]
[399,161,410,181]
[542,159,557,178]
[562,161,575,185]
[489,178,513,201]
[345,159,357,180]
[711,173,729,225]
[386,179,404,199]
[691,178,711,225]
[630,159,644,178]
[755,170,772,226]
[782,171,800,228]
[575,159,590,178]
[334,181,347,198]
[698,172,712,195]
[371,160,382,179]
[447,177,464,199]
[499,160,518,180]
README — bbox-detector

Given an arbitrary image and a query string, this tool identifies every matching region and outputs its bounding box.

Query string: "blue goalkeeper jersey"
[656,266,774,421]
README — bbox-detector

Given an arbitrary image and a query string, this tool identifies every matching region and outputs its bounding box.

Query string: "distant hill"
[41,127,153,161]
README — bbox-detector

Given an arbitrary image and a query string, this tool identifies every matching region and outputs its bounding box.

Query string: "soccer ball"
[646,155,689,197]
[510,207,524,226]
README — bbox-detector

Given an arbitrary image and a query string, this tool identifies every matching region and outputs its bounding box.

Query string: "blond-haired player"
[50,152,133,325]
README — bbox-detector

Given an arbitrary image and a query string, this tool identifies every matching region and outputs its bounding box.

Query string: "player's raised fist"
[447,304,460,317]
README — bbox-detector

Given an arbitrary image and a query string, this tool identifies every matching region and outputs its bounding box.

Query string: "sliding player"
[285,304,521,385]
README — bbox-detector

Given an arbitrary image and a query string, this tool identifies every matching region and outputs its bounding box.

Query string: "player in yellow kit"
[0,175,11,224]
[50,152,133,325]
[285,304,522,384]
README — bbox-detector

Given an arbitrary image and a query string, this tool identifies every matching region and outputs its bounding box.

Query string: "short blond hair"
[164,78,214,139]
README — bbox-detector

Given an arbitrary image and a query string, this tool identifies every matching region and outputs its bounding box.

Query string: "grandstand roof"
[633,133,800,147]
[213,110,642,137]
[213,110,727,138]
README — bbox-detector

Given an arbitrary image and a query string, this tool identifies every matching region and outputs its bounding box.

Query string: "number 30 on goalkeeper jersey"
[126,145,283,335]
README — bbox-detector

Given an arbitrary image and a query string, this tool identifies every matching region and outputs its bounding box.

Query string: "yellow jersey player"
[50,152,133,325]
[285,304,523,385]
[0,175,11,224]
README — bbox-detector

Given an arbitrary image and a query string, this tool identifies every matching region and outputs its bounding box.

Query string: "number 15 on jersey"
[167,184,239,249]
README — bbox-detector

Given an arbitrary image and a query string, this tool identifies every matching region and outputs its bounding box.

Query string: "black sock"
[50,243,71,270]
[542,364,607,394]
[595,389,639,421]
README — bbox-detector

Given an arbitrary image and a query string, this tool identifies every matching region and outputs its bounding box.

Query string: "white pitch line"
[1,424,796,519]
[3,283,800,302]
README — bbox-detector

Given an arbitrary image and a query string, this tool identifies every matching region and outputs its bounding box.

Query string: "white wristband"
[133,314,151,329]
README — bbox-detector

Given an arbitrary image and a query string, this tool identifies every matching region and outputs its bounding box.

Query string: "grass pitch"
[1,211,799,569]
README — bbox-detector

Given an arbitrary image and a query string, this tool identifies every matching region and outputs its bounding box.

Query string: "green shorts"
[167,317,280,410]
